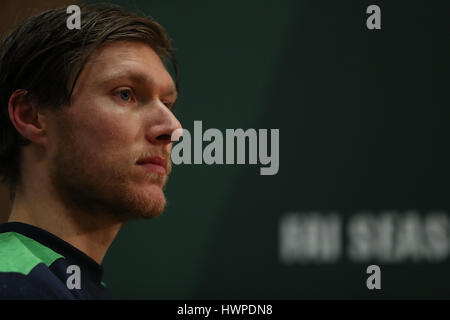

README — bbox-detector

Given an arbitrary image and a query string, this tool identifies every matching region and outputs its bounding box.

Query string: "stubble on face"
[49,111,172,222]
[45,41,179,224]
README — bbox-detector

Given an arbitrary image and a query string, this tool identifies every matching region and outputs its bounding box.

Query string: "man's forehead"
[84,41,176,93]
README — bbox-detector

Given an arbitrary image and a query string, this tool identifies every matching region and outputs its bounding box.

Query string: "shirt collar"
[0,222,105,284]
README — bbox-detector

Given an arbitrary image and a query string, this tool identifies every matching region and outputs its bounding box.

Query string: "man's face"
[46,41,181,221]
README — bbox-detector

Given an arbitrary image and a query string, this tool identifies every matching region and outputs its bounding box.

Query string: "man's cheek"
[72,104,128,143]
[86,123,132,150]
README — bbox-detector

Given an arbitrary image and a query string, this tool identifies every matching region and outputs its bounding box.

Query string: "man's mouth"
[136,156,168,175]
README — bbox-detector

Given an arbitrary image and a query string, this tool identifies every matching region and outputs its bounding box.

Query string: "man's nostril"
[156,134,171,141]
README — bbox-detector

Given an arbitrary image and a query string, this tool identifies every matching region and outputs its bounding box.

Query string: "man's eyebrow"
[99,70,178,98]
[163,87,178,99]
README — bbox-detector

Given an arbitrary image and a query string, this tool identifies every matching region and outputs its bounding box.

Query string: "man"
[0,3,181,299]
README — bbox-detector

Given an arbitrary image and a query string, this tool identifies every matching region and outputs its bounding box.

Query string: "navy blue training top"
[0,222,113,299]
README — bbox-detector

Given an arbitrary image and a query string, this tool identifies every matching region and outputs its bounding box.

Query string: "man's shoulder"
[0,231,71,299]
[0,231,63,275]
[0,263,74,299]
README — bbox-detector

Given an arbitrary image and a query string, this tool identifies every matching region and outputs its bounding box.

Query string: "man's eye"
[162,101,176,111]
[119,89,132,101]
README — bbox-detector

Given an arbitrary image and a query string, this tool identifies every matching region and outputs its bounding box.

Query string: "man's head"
[0,4,181,221]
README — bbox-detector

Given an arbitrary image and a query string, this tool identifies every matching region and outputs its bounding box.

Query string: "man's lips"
[136,156,168,175]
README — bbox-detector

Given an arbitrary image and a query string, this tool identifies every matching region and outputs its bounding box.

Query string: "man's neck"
[8,189,122,265]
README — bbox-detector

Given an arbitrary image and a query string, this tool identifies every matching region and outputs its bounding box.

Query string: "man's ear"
[8,90,47,146]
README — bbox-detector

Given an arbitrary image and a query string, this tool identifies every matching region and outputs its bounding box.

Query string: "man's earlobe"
[8,89,47,145]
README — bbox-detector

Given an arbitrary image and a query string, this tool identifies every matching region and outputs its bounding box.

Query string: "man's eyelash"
[164,101,177,111]
[113,88,135,102]
[113,88,176,110]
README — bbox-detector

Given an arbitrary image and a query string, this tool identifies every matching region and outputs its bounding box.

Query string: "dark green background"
[86,0,450,299]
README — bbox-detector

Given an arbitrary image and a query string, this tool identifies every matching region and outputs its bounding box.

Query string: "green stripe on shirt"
[0,232,63,275]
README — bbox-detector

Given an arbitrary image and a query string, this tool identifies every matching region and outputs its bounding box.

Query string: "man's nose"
[144,101,182,145]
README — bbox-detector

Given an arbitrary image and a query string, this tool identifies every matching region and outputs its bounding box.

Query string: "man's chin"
[55,180,168,222]
[113,186,167,221]
[117,184,168,220]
